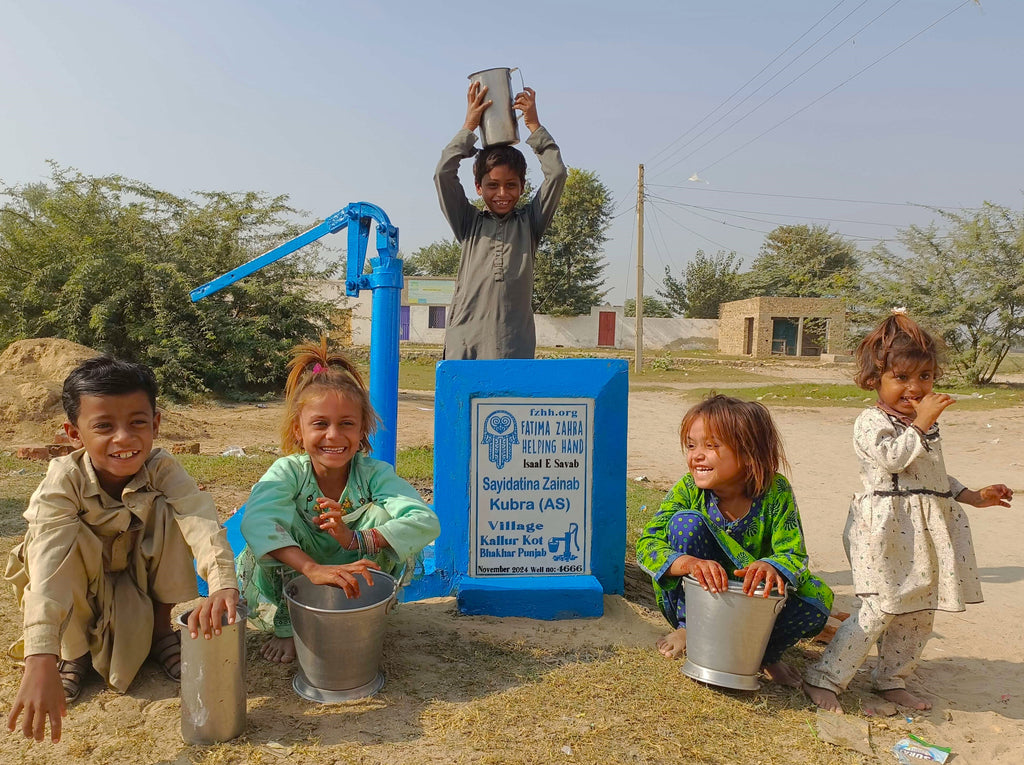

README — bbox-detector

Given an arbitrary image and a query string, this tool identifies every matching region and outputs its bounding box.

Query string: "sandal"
[150,631,182,682]
[58,653,91,703]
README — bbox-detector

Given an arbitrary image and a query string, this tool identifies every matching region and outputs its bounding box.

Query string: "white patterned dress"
[845,406,981,614]
[805,406,983,694]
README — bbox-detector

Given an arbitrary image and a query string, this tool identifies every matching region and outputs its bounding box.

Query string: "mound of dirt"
[0,338,99,428]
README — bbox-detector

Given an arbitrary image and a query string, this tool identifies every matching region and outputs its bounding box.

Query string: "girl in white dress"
[804,311,1012,713]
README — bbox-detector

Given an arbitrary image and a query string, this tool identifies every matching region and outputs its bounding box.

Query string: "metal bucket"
[468,67,519,147]
[176,604,248,744]
[680,575,786,691]
[285,571,398,703]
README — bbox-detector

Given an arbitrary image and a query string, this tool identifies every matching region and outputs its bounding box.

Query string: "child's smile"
[476,165,523,216]
[684,415,746,497]
[294,391,365,481]
[64,391,160,498]
[877,362,935,418]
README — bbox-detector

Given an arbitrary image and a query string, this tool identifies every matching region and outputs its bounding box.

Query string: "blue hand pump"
[189,202,402,466]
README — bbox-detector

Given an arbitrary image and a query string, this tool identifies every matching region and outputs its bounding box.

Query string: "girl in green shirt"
[238,339,439,663]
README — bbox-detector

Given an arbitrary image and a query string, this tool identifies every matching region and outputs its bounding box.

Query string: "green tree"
[533,168,610,315]
[402,238,461,277]
[0,165,333,398]
[659,249,746,318]
[860,203,1024,384]
[744,224,860,298]
[623,296,673,317]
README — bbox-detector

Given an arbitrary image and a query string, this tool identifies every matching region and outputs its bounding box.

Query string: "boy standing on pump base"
[435,80,567,360]
[5,357,239,743]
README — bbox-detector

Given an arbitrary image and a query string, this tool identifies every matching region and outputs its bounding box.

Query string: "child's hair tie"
[311,363,326,375]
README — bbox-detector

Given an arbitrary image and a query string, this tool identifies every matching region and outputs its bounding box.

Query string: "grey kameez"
[434,126,567,360]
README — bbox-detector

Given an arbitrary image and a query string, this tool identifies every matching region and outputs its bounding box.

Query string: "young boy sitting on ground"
[5,356,239,743]
[434,81,567,360]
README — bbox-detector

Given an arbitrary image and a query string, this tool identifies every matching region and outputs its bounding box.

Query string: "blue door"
[399,306,410,341]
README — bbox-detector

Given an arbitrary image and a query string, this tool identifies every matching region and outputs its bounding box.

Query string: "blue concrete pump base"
[457,575,604,619]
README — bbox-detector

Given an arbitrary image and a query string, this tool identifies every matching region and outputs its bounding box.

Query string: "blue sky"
[2,0,1022,304]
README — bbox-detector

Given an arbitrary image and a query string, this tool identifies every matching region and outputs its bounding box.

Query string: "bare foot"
[803,681,843,713]
[762,661,802,688]
[879,688,932,711]
[261,636,296,663]
[656,627,686,659]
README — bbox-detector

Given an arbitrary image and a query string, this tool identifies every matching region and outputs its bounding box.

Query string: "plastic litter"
[221,446,246,457]
[892,735,950,764]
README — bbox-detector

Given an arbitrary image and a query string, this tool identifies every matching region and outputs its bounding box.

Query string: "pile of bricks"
[15,428,74,461]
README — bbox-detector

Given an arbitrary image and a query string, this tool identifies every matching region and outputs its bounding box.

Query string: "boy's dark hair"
[473,144,527,186]
[62,356,159,424]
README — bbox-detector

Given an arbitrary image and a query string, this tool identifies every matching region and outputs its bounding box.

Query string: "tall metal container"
[468,67,519,147]
[176,605,248,744]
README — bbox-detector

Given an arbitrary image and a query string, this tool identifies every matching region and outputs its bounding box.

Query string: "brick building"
[718,297,846,358]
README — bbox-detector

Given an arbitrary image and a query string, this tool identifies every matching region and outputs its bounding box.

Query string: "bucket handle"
[772,592,788,616]
[384,589,399,615]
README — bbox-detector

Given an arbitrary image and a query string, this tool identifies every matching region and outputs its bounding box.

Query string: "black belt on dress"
[873,488,953,498]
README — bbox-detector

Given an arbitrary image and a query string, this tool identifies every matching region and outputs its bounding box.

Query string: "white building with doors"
[310,279,717,351]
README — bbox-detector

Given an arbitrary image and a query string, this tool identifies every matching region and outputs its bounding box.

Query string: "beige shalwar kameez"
[4,448,237,692]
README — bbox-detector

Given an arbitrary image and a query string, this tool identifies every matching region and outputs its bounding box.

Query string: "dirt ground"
[1,348,1022,763]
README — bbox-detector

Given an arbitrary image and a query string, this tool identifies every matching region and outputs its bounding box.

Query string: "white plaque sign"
[470,397,593,577]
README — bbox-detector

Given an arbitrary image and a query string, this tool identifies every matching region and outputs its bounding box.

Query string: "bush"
[0,167,335,398]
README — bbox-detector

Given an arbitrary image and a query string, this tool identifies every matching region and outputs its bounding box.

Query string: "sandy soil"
[2,363,1022,763]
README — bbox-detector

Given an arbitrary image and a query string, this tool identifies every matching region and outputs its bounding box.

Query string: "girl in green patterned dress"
[636,394,833,686]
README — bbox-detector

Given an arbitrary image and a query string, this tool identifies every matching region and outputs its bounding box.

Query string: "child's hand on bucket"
[734,562,786,597]
[672,555,729,593]
[306,560,380,598]
[188,587,241,639]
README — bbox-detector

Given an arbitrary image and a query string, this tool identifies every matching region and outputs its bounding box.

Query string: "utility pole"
[635,164,645,372]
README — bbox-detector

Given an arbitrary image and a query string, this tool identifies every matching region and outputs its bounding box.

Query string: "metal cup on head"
[468,67,520,147]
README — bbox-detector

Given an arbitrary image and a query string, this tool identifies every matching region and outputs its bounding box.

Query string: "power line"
[646,195,908,230]
[610,181,637,216]
[646,0,850,169]
[645,183,981,210]
[647,194,974,254]
[648,193,897,243]
[655,0,904,180]
[611,202,637,220]
[622,204,638,303]
[643,203,673,273]
[645,199,751,254]
[693,0,977,177]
